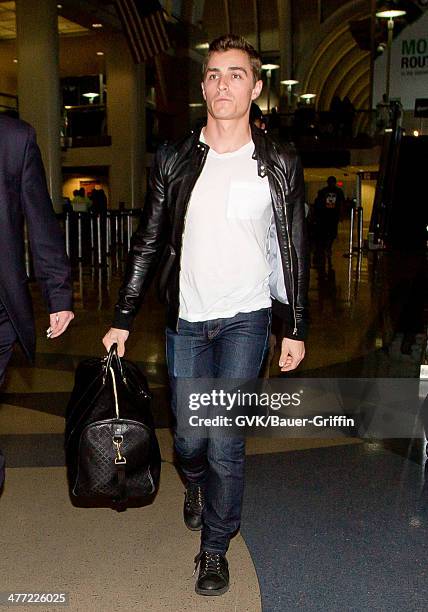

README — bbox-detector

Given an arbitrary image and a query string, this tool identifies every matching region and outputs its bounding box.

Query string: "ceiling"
[0,1,90,39]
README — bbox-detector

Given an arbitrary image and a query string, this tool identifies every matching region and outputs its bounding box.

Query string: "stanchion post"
[357,205,364,252]
[106,211,111,255]
[90,213,95,251]
[346,202,355,257]
[120,211,125,246]
[127,213,132,252]
[77,212,83,260]
[97,214,102,266]
[114,212,119,246]
[354,172,363,252]
[118,201,125,246]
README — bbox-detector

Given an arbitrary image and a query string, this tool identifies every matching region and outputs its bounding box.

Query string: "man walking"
[103,35,309,596]
[314,175,344,264]
[0,114,74,489]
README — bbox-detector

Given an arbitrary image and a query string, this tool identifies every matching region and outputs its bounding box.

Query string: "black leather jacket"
[113,124,309,340]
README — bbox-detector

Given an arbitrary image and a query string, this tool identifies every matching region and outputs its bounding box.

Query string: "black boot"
[194,551,229,596]
[183,484,204,531]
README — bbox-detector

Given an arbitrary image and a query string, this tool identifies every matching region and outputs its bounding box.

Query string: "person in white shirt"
[103,34,309,597]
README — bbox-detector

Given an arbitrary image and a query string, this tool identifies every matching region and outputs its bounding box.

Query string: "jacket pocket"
[157,244,176,303]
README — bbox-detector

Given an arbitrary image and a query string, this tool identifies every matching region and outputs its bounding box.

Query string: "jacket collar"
[189,122,270,176]
[250,123,270,178]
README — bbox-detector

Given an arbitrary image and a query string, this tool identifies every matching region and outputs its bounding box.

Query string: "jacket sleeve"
[285,151,310,340]
[113,146,170,330]
[21,126,73,313]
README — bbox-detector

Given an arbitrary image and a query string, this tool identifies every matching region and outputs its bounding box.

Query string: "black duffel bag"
[65,344,161,508]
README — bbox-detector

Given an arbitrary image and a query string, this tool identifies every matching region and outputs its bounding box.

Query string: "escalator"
[369,125,428,251]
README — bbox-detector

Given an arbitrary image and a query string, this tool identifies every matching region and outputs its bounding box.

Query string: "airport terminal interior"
[1,0,428,610]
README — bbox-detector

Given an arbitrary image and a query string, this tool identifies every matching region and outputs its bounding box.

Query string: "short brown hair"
[202,34,262,84]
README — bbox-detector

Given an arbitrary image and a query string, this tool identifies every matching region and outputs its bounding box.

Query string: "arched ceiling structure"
[297,0,372,113]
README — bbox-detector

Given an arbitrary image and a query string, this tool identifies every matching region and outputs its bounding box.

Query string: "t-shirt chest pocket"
[227,180,270,220]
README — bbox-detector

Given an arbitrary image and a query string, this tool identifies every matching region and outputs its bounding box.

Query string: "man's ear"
[251,79,263,101]
[201,82,206,101]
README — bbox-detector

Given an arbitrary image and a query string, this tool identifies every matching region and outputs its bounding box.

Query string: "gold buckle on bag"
[113,435,127,465]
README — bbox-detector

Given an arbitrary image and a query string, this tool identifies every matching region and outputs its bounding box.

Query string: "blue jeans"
[166,308,271,554]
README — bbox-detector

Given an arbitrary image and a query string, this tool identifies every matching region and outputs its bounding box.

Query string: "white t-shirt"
[179,134,273,322]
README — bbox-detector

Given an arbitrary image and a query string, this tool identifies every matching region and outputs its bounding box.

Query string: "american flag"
[115,0,170,63]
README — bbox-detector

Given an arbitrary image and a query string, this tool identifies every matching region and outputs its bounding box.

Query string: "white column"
[15,0,62,211]
[106,35,145,209]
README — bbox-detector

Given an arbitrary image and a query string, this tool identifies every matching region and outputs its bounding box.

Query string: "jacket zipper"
[176,143,209,331]
[266,165,298,336]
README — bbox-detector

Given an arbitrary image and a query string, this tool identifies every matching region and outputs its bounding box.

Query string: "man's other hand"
[48,311,74,338]
[279,338,305,372]
[103,328,130,357]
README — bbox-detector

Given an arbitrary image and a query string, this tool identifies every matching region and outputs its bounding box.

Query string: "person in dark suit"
[0,114,74,489]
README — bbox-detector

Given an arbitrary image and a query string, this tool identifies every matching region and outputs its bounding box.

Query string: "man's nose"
[217,76,229,91]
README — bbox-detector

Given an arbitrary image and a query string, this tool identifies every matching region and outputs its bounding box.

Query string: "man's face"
[201,50,262,121]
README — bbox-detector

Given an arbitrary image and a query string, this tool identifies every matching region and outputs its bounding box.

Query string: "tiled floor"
[0,225,426,611]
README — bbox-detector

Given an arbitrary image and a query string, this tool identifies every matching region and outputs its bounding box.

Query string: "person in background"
[314,175,345,265]
[342,96,355,140]
[268,106,281,132]
[249,102,266,130]
[90,180,108,215]
[71,188,89,213]
[0,114,74,491]
[71,187,91,212]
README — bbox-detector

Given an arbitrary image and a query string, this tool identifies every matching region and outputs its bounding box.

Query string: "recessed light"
[13,58,18,63]
[96,51,104,56]
[92,23,103,28]
[57,4,63,8]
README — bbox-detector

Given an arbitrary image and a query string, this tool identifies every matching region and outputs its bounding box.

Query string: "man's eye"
[208,74,218,79]
[232,73,241,79]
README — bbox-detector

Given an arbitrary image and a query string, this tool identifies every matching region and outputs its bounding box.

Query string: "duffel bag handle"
[104,343,126,383]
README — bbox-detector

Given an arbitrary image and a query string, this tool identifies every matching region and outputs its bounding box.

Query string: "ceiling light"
[413,130,419,137]
[82,92,100,103]
[189,103,204,108]
[64,105,72,109]
[376,8,406,18]
[92,23,103,28]
[195,42,209,50]
[281,79,299,86]
[300,93,316,99]
[96,51,104,56]
[57,3,63,8]
[262,64,280,70]
[13,58,18,63]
